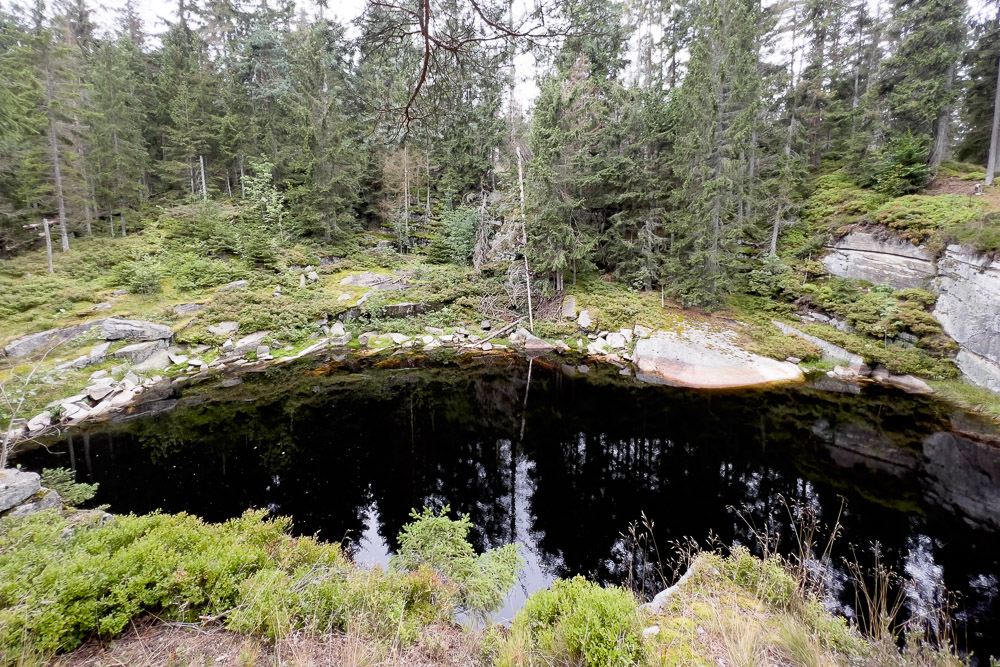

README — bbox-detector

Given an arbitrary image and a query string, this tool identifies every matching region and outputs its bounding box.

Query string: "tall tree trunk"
[44,65,70,252]
[986,53,1000,186]
[516,146,534,332]
[198,155,208,199]
[43,218,54,274]
[239,155,246,198]
[402,145,409,251]
[929,63,956,171]
[200,155,208,199]
[83,199,92,236]
[120,212,126,237]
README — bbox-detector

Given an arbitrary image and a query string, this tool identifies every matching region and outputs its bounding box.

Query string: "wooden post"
[43,218,54,274]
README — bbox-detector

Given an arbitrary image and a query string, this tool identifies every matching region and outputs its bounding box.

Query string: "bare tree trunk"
[929,63,956,171]
[515,146,534,332]
[83,199,92,236]
[120,212,126,237]
[199,155,208,199]
[239,155,246,198]
[226,170,232,198]
[44,69,70,253]
[425,153,431,218]
[986,54,1000,186]
[109,213,115,238]
[402,145,410,251]
[43,218,54,273]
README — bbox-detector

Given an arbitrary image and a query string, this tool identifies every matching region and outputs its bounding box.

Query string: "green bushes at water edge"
[0,507,524,664]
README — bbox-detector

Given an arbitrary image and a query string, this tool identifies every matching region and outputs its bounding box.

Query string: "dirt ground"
[50,618,484,667]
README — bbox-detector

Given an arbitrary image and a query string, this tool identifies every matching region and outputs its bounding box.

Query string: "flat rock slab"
[0,469,41,513]
[208,321,239,336]
[1,319,108,359]
[339,271,410,291]
[634,327,804,389]
[233,331,271,356]
[101,319,173,342]
[113,340,167,364]
[133,349,171,372]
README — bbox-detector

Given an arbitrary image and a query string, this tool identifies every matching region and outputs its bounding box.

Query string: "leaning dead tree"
[360,0,601,132]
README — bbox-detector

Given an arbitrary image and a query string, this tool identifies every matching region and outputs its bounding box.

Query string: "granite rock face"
[101,319,173,342]
[1,320,107,359]
[932,247,1000,393]
[822,232,1000,393]
[822,232,936,289]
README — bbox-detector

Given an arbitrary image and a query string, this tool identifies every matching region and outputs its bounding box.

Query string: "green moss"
[872,194,989,250]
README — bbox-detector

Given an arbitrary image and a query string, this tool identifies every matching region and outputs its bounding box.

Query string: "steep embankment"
[822,231,1000,393]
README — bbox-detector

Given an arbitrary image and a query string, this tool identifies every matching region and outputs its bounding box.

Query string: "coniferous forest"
[1,0,996,305]
[7,2,1000,664]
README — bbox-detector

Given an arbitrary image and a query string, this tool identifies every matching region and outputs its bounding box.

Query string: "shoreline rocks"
[633,327,804,389]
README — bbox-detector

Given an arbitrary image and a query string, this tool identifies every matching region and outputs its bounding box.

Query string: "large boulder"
[112,340,167,364]
[101,319,173,342]
[6,488,62,518]
[633,327,804,389]
[232,331,271,356]
[515,327,555,353]
[133,349,171,372]
[0,469,41,513]
[1,320,108,359]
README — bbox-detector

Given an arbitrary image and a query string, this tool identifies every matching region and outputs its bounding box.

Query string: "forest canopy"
[0,0,994,305]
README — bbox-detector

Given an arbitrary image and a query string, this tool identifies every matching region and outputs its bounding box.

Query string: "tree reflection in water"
[19,354,1000,655]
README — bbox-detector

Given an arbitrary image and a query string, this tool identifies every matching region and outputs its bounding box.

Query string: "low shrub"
[39,468,98,507]
[0,506,513,663]
[499,576,645,667]
[392,506,523,623]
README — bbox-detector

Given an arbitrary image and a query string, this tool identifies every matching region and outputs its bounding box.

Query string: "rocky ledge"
[632,327,804,389]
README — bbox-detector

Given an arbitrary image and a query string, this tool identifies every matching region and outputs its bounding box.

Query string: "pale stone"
[425,326,444,335]
[113,340,166,364]
[101,318,172,341]
[561,295,577,319]
[822,232,935,289]
[330,322,346,337]
[208,321,239,336]
[389,333,409,344]
[606,332,627,349]
[0,469,41,512]
[578,310,594,331]
[633,326,804,389]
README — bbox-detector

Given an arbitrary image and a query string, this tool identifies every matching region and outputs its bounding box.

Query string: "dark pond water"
[17,352,1000,660]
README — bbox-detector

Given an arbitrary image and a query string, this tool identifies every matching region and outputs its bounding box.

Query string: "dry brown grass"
[49,617,484,667]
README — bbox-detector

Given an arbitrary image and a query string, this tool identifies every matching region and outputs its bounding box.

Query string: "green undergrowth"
[0,507,523,665]
[784,168,1000,260]
[492,547,963,666]
[871,195,995,255]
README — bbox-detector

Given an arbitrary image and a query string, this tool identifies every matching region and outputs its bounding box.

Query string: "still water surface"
[19,353,1000,659]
